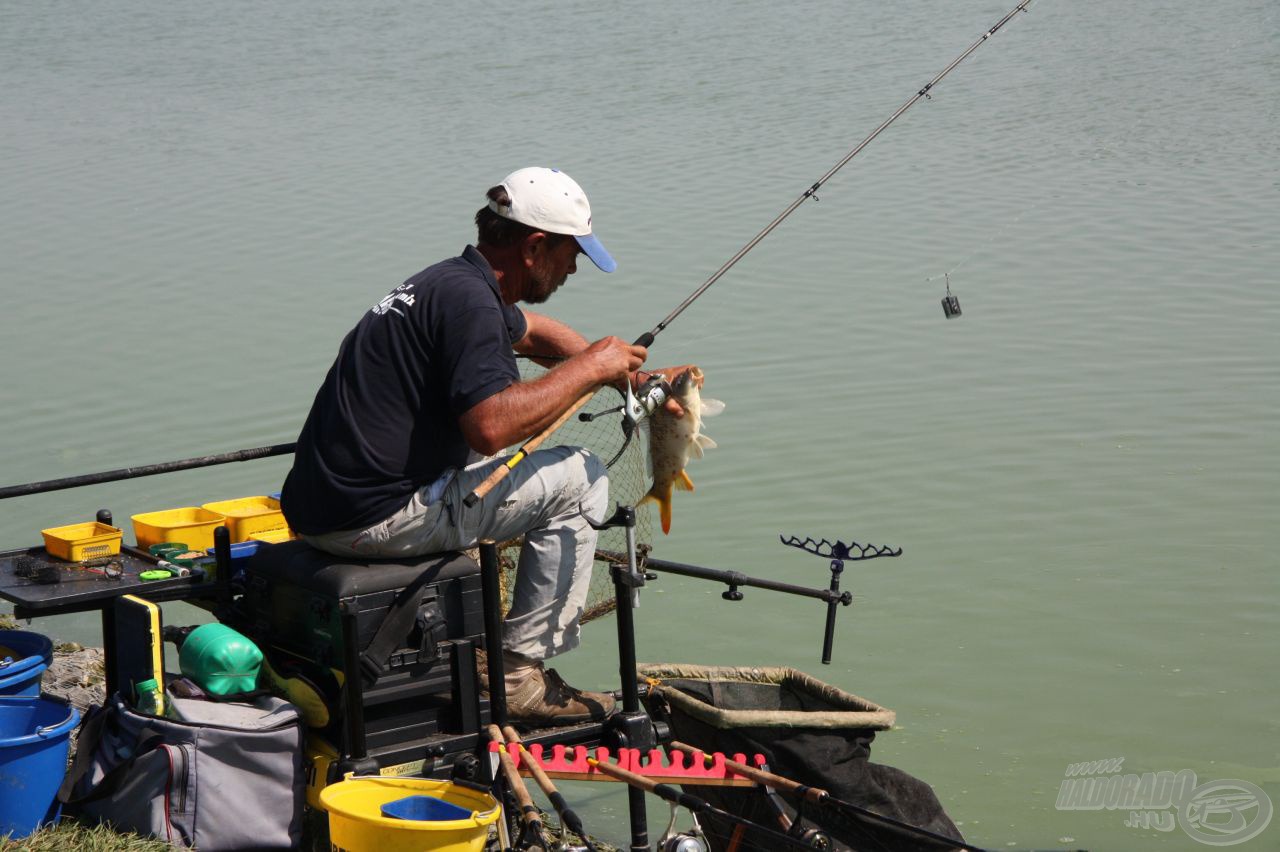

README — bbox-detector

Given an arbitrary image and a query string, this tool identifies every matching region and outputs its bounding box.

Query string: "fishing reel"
[659,805,708,852]
[579,372,671,467]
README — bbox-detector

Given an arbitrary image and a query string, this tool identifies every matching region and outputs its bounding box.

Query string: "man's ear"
[521,231,549,268]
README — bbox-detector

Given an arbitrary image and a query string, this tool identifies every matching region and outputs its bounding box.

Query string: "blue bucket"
[0,631,54,697]
[381,793,474,822]
[0,696,80,838]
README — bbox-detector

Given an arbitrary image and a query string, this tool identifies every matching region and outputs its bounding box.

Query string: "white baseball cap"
[489,167,616,273]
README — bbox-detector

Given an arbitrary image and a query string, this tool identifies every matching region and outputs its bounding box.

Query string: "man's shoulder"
[406,252,481,288]
[404,250,496,302]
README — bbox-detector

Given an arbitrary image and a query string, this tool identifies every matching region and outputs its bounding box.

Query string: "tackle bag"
[58,691,305,850]
[640,664,967,852]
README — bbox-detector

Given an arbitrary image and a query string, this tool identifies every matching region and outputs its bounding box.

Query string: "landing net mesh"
[496,359,653,623]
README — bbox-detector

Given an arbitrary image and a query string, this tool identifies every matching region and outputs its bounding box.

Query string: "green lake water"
[2,1,1276,848]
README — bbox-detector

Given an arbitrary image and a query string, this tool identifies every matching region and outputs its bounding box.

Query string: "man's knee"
[553,447,609,512]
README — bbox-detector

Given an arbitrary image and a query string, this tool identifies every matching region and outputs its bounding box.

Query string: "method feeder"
[464,0,1035,504]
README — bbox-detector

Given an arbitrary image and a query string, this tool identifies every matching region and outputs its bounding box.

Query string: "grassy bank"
[0,823,174,852]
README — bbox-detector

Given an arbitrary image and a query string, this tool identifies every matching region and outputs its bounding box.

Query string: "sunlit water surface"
[2,1,1276,848]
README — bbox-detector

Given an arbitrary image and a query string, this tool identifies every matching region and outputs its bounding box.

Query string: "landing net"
[496,359,653,623]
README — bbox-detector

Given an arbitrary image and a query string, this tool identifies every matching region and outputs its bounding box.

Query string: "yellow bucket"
[320,776,500,852]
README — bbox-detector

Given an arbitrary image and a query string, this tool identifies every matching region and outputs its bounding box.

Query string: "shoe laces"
[540,668,581,703]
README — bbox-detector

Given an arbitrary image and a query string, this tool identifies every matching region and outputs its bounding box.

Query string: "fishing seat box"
[235,540,488,772]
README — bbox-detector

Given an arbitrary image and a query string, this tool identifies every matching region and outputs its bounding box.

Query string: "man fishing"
[281,166,681,726]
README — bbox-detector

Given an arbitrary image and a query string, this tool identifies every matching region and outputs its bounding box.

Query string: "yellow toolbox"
[41,521,123,561]
[132,507,225,550]
[202,496,287,543]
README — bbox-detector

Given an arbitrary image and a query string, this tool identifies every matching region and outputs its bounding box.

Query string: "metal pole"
[610,507,649,852]
[821,558,844,665]
[612,552,851,604]
[478,542,508,728]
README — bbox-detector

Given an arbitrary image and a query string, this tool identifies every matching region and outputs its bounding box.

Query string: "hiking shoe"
[505,663,617,726]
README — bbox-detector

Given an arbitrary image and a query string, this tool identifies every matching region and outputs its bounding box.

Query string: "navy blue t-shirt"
[281,246,528,534]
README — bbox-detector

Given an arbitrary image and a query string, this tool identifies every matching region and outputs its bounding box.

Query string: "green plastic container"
[148,542,187,559]
[178,624,263,696]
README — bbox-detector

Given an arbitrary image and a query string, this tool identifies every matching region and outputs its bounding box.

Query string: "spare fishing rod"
[500,726,598,852]
[0,443,297,501]
[584,756,828,852]
[670,742,988,852]
[488,724,549,851]
[466,0,1034,502]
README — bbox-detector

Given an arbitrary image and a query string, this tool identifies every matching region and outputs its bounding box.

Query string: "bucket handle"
[36,709,77,738]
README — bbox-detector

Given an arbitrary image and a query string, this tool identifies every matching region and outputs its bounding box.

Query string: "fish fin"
[695,434,717,451]
[677,470,695,492]
[700,398,726,417]
[640,482,675,534]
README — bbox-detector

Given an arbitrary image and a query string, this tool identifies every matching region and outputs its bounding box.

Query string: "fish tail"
[639,482,675,534]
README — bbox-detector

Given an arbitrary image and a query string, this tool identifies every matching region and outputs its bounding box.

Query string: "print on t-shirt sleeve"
[370,282,417,317]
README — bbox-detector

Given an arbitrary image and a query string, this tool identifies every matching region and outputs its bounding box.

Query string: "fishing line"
[634,0,1036,349]
[923,190,1060,318]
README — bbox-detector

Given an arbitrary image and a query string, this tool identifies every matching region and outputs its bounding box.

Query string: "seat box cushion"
[243,540,480,596]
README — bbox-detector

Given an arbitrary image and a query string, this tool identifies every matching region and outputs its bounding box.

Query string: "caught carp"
[640,366,724,534]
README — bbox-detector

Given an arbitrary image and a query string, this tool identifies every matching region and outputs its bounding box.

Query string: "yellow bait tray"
[41,521,123,562]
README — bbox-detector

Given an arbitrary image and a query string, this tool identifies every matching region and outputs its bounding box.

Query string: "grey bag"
[59,692,304,850]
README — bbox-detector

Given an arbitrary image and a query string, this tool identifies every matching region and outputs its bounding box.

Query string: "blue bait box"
[205,540,261,584]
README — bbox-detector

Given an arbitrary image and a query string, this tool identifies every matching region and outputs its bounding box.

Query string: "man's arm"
[459,335,646,456]
[516,309,691,418]
[514,309,589,364]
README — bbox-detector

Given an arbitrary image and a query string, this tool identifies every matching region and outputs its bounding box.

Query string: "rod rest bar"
[598,551,851,605]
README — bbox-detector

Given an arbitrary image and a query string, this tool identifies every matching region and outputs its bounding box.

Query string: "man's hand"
[585,336,648,385]
[630,365,695,418]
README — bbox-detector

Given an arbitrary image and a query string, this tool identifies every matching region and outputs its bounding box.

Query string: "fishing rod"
[500,726,598,852]
[584,755,827,852]
[488,724,548,851]
[670,742,988,851]
[0,443,297,501]
[466,0,1035,504]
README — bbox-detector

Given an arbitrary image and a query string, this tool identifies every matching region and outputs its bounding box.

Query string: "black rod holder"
[478,542,507,729]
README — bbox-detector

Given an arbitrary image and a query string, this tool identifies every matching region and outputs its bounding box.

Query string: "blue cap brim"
[575,233,616,273]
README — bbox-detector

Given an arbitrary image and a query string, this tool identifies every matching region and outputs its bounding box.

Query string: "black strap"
[357,559,446,686]
[57,702,109,805]
[58,700,167,807]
